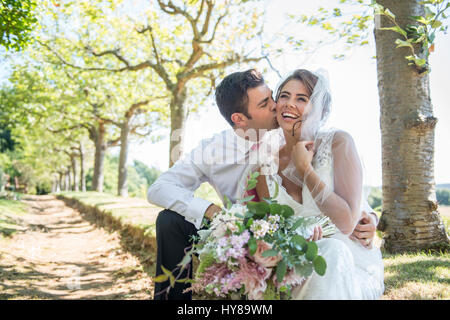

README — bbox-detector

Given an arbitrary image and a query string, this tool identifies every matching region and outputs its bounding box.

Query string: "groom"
[147,69,378,300]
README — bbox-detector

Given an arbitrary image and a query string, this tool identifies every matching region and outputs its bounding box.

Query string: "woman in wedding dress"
[251,69,384,299]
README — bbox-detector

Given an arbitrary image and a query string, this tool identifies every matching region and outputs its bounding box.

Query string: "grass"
[0,199,28,237]
[382,250,449,299]
[56,191,161,237]
[377,211,450,299]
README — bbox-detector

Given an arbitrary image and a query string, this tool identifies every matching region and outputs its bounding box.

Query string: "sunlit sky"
[125,0,450,186]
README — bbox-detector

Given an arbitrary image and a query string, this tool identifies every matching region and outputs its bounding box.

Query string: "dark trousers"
[153,209,198,300]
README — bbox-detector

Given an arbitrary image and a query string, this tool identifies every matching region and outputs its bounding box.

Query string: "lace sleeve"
[329,130,363,234]
[304,130,363,235]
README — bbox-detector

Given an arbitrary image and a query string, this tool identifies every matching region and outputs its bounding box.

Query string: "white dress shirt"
[147,129,266,229]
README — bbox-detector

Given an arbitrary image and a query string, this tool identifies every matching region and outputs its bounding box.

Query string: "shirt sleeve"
[147,141,214,229]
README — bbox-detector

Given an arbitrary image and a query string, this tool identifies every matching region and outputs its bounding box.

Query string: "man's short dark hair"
[215,69,265,127]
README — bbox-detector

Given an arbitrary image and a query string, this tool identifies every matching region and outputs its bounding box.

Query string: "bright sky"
[127,0,450,187]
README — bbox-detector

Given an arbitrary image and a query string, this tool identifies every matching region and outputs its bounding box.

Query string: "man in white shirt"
[148,69,378,300]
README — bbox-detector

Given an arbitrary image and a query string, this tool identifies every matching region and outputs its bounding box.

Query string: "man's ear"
[231,112,248,128]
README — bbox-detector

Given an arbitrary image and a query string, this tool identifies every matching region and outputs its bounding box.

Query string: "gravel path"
[0,195,154,299]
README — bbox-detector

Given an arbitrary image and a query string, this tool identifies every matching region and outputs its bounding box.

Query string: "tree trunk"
[58,172,63,192]
[117,121,130,197]
[64,170,70,191]
[375,0,449,252]
[91,122,107,192]
[169,88,188,167]
[71,154,79,191]
[79,141,86,192]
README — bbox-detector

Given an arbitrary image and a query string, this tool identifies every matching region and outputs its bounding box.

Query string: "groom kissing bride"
[147,69,384,300]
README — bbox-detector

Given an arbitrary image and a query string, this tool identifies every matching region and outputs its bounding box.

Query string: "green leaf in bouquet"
[161,265,173,276]
[244,211,254,219]
[248,237,258,256]
[273,181,279,198]
[305,241,318,261]
[246,218,254,228]
[280,205,294,218]
[276,259,287,283]
[177,253,192,268]
[313,255,327,276]
[246,179,257,190]
[239,195,255,203]
[291,217,305,231]
[291,234,308,251]
[236,221,245,233]
[234,213,245,219]
[223,195,232,209]
[197,253,216,274]
[169,274,176,288]
[153,274,169,283]
[262,197,273,204]
[262,249,279,257]
[251,171,260,179]
[247,201,270,218]
[269,203,282,215]
[295,262,313,277]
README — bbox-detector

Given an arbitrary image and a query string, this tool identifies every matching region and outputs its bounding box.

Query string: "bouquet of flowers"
[156,172,336,300]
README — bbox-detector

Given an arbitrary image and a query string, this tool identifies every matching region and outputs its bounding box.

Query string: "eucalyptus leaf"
[313,255,327,276]
[262,249,279,257]
[305,241,318,261]
[276,260,287,283]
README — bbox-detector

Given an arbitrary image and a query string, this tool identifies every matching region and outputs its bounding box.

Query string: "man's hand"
[350,211,377,248]
[204,204,222,220]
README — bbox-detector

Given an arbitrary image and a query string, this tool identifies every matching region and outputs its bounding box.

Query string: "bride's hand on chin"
[292,140,314,177]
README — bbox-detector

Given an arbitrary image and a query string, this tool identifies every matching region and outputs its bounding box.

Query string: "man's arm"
[147,141,216,229]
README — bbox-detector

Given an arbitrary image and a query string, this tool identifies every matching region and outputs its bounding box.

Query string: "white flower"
[226,204,247,218]
[250,219,271,239]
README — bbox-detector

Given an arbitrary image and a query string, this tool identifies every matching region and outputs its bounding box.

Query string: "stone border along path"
[0,195,156,299]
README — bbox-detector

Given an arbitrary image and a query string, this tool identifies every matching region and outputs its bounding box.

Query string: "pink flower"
[251,240,282,268]
[233,257,272,300]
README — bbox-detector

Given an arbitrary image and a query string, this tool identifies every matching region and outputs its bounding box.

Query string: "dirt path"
[0,195,154,299]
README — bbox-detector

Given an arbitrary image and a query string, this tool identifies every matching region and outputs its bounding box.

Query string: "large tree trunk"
[91,122,107,192]
[375,0,449,252]
[79,141,86,192]
[169,88,188,167]
[117,121,130,197]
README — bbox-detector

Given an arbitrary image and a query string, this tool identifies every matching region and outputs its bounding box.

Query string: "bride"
[247,69,384,299]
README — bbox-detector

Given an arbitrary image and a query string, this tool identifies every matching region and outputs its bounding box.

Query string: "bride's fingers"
[354,231,372,239]
[318,226,323,240]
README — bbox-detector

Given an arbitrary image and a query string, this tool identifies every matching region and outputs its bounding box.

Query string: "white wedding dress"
[265,130,385,300]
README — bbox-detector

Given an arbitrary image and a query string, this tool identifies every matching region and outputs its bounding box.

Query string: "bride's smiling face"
[276,79,310,135]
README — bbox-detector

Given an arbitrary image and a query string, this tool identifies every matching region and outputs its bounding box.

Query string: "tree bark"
[169,88,188,167]
[79,141,86,192]
[375,0,449,252]
[117,121,130,197]
[70,154,79,191]
[64,169,70,191]
[91,121,107,192]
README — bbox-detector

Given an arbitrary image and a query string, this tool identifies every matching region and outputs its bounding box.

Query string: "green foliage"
[368,187,382,209]
[373,0,450,73]
[436,189,450,205]
[196,253,216,276]
[86,154,155,198]
[0,0,38,51]
[133,160,161,186]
